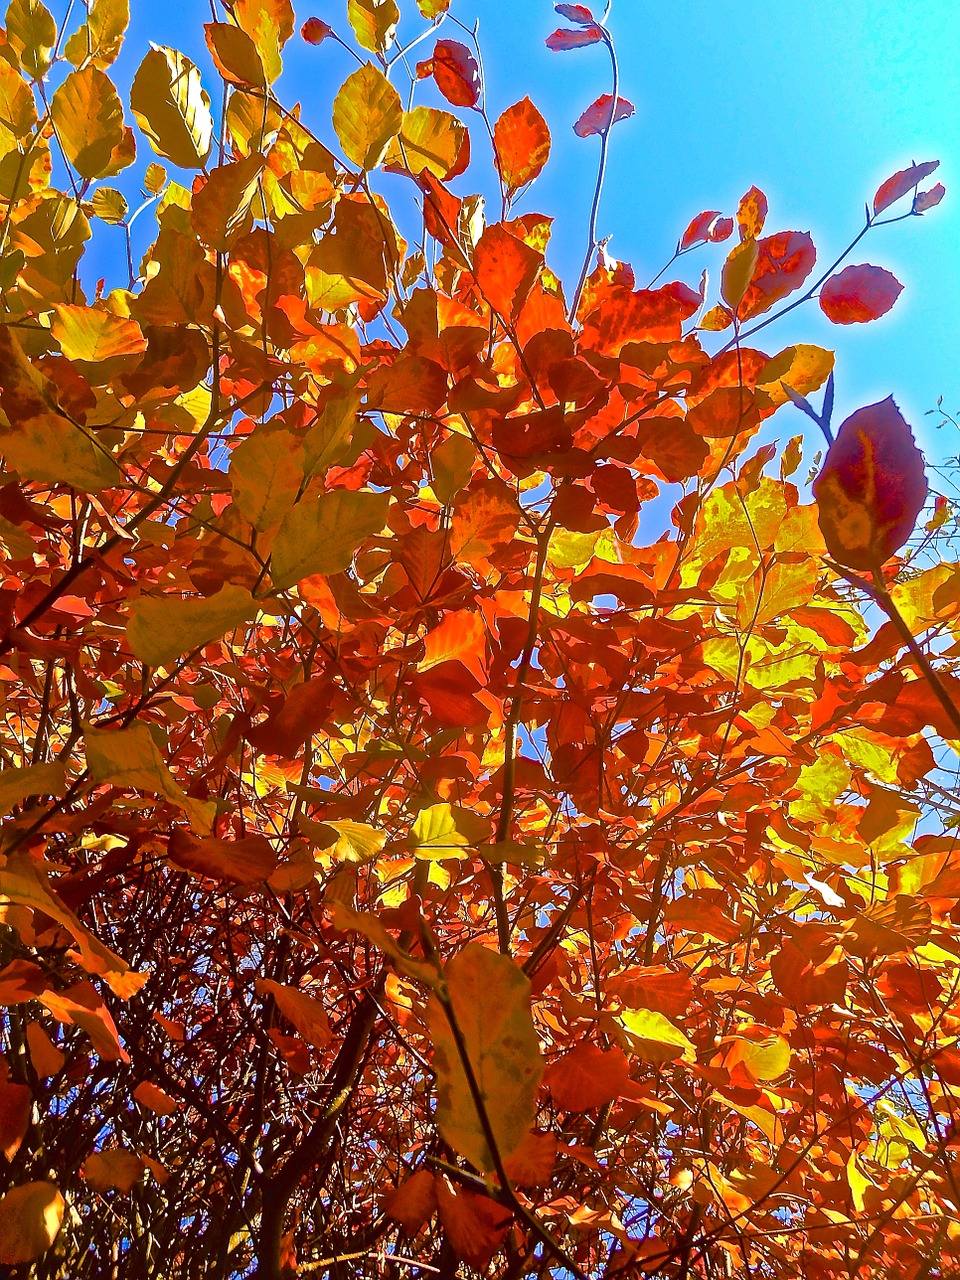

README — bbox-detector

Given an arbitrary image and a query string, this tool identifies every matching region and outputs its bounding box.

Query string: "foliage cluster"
[0,0,954,1277]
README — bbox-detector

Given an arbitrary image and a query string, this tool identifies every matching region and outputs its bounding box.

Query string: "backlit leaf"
[493,97,551,192]
[63,0,129,69]
[738,229,816,320]
[422,39,480,108]
[426,944,543,1170]
[410,802,488,859]
[812,396,927,571]
[130,45,213,169]
[620,1008,696,1063]
[204,22,266,87]
[0,1183,63,1265]
[819,263,903,324]
[126,585,257,669]
[85,723,215,834]
[546,25,603,51]
[0,761,65,817]
[572,93,634,138]
[256,979,331,1047]
[332,63,403,170]
[52,66,133,179]
[5,0,56,78]
[347,0,399,53]
[873,159,939,215]
[271,490,389,589]
[233,0,294,83]
[473,222,542,320]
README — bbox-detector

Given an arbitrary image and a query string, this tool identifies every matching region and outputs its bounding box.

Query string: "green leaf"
[126,585,258,669]
[410,802,489,859]
[426,944,544,1172]
[347,0,399,53]
[5,0,57,79]
[130,45,213,169]
[332,62,403,170]
[85,722,215,833]
[619,1008,696,1064]
[271,490,388,589]
[63,0,129,69]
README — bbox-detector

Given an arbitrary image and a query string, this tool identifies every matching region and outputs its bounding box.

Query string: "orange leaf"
[544,1043,632,1112]
[819,263,903,324]
[382,1169,438,1237]
[473,223,543,321]
[493,97,551,192]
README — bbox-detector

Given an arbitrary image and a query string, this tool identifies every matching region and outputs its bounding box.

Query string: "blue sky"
[109,0,958,458]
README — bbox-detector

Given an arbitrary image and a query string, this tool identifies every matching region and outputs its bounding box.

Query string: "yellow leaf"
[620,1008,696,1064]
[0,1182,63,1266]
[0,58,36,141]
[126,584,257,669]
[410,802,489,860]
[0,412,119,492]
[271,490,388,589]
[5,0,56,79]
[322,820,387,863]
[51,65,133,179]
[348,0,399,52]
[384,105,465,178]
[255,978,331,1048]
[130,45,213,169]
[0,850,144,997]
[233,0,294,84]
[204,21,266,88]
[51,303,146,370]
[846,1151,872,1212]
[721,237,759,311]
[332,62,403,170]
[85,722,215,834]
[90,187,128,223]
[63,0,129,69]
[0,761,65,818]
[426,944,543,1172]
[230,423,304,531]
[758,343,835,409]
[725,1034,791,1082]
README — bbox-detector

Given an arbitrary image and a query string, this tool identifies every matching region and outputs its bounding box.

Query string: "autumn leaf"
[51,66,133,179]
[419,39,480,109]
[426,944,543,1171]
[573,93,634,137]
[332,62,403,170]
[0,1183,64,1266]
[873,158,939,214]
[271,490,389,589]
[493,97,551,193]
[819,263,903,324]
[130,45,213,169]
[812,396,927,571]
[546,25,604,51]
[85,723,216,834]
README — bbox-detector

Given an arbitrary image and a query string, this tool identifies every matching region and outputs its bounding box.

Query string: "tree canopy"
[0,1,955,1277]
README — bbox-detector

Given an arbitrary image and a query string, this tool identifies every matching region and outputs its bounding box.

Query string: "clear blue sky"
[107,1,958,457]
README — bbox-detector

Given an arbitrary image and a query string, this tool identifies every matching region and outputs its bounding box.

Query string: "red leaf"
[819,263,903,324]
[412,660,489,727]
[873,159,939,215]
[300,17,332,44]
[738,230,817,320]
[166,831,278,885]
[914,182,945,214]
[812,396,927,571]
[473,223,543,321]
[546,26,603,50]
[493,97,551,192]
[418,172,463,255]
[573,93,634,138]
[555,2,597,21]
[680,209,733,250]
[686,386,761,438]
[383,1170,438,1237]
[436,1180,512,1271]
[424,39,480,108]
[545,1043,633,1111]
